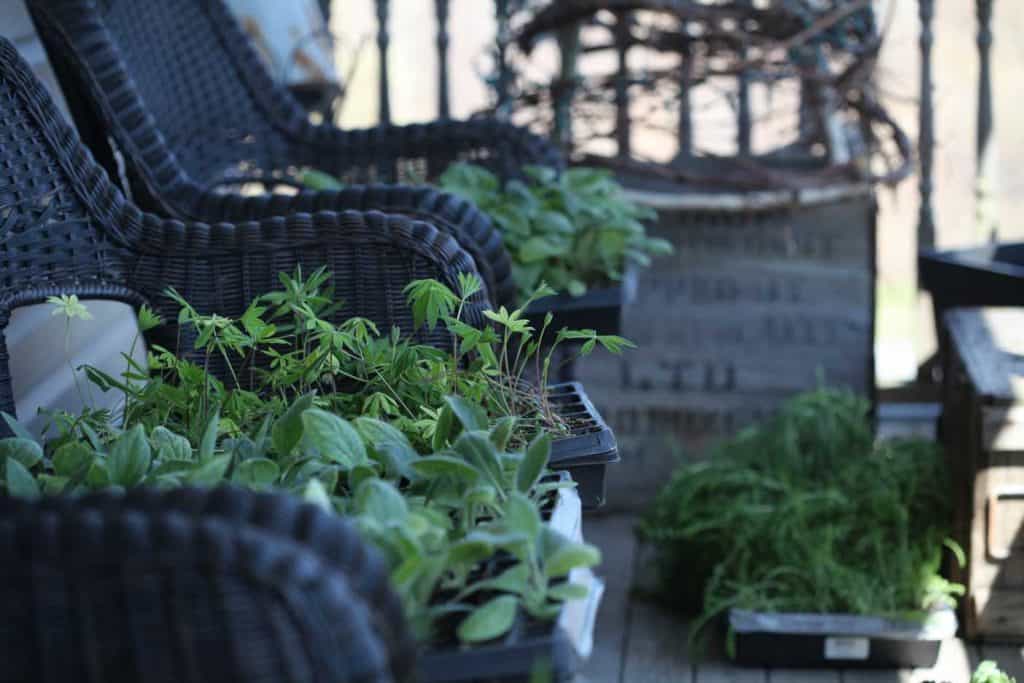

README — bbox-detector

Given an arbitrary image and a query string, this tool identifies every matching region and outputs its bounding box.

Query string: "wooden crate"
[575,183,877,511]
[944,307,1024,640]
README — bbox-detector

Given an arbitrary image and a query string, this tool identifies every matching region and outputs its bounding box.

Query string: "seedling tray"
[417,474,601,683]
[524,269,637,337]
[729,608,957,669]
[919,243,1024,316]
[547,382,619,509]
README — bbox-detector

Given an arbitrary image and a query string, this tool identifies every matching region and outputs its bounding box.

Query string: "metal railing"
[917,0,996,249]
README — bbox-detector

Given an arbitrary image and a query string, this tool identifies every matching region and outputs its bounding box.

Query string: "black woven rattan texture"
[0,485,411,683]
[28,0,565,306]
[0,37,488,425]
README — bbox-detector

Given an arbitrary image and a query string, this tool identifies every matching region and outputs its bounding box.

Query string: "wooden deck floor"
[579,514,1024,683]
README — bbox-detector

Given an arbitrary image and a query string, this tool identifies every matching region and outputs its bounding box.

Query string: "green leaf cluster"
[637,388,964,653]
[1,396,599,645]
[18,270,617,645]
[972,661,1016,683]
[439,163,673,301]
[84,268,631,455]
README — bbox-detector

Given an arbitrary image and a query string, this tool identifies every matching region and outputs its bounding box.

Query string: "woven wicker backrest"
[0,36,489,425]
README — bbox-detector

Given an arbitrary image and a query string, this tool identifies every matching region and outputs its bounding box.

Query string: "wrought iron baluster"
[675,33,693,161]
[494,0,512,119]
[918,0,935,249]
[737,64,752,156]
[376,0,392,126]
[613,10,632,159]
[553,22,581,151]
[976,0,996,240]
[736,2,752,156]
[435,0,451,119]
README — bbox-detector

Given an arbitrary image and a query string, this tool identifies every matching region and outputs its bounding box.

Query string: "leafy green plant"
[972,661,1016,683]
[637,388,964,652]
[439,163,672,300]
[1,395,599,644]
[80,268,631,453]
[6,270,616,645]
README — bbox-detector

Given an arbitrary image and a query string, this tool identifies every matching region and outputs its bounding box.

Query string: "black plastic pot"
[729,608,957,669]
[919,242,1024,316]
[524,269,637,337]
[548,382,619,509]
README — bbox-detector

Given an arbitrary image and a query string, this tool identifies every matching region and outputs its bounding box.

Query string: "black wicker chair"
[0,485,412,683]
[26,0,565,307]
[0,36,488,429]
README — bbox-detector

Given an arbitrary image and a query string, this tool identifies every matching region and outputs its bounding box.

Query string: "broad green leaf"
[233,458,280,486]
[504,491,542,540]
[547,582,590,602]
[151,426,192,461]
[348,464,379,492]
[355,417,416,476]
[432,402,456,451]
[519,236,569,263]
[449,537,495,565]
[52,442,94,480]
[489,416,518,451]
[38,474,69,495]
[541,527,601,577]
[2,413,38,444]
[356,479,408,521]
[108,425,151,487]
[299,168,344,190]
[0,437,43,469]
[272,393,315,456]
[5,458,39,499]
[444,395,488,432]
[301,409,367,470]
[454,431,504,490]
[457,595,518,643]
[185,454,232,485]
[410,455,482,484]
[517,432,550,493]
[198,411,220,461]
[86,461,110,488]
[465,485,498,507]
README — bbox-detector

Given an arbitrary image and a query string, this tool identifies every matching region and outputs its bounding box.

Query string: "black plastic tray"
[919,243,1024,316]
[417,615,578,683]
[547,382,619,509]
[524,269,636,337]
[417,472,585,683]
[730,608,957,669]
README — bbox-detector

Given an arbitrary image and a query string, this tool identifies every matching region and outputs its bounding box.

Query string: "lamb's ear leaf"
[444,395,488,432]
[2,413,37,444]
[5,458,40,500]
[272,393,315,456]
[456,595,518,643]
[516,432,550,493]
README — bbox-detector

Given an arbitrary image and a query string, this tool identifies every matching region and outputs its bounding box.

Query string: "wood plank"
[694,659,767,683]
[979,643,1024,682]
[768,669,840,682]
[621,601,696,683]
[579,514,638,683]
[912,639,980,683]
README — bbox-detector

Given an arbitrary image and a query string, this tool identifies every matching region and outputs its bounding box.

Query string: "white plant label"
[824,637,870,661]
